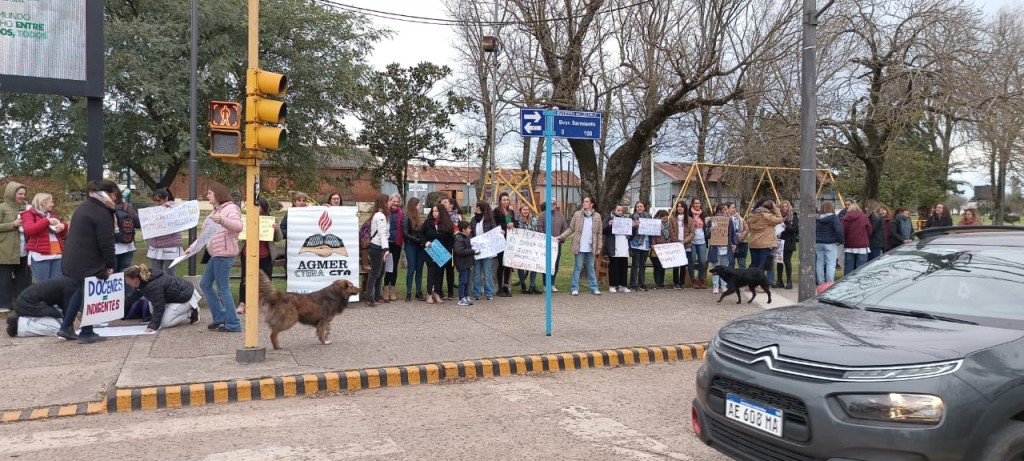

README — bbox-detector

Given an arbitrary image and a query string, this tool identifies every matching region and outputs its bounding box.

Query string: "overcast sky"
[340,0,1018,195]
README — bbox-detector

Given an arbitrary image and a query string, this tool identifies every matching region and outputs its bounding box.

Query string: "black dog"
[709,256,773,304]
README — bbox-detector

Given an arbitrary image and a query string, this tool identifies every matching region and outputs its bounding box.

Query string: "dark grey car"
[692,228,1024,460]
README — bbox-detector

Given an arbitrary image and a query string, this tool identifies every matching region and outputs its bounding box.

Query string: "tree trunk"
[863,156,884,202]
[638,146,651,205]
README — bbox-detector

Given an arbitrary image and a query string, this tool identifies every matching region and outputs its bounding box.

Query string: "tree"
[0,0,384,191]
[356,62,474,197]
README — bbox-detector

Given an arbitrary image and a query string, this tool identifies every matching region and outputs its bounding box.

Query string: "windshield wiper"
[865,307,978,325]
[817,298,860,310]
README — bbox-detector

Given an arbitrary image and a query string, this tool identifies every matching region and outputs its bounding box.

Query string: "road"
[0,361,727,461]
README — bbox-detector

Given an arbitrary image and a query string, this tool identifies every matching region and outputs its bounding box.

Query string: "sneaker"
[79,334,108,344]
[56,328,78,341]
[6,314,19,337]
[572,290,579,296]
[486,296,493,300]
[638,286,648,292]
[474,296,480,300]
[189,308,201,325]
[552,286,559,292]
[713,288,720,294]
[215,325,241,333]
[467,298,475,305]
[592,290,601,295]
[457,299,470,306]
[0,307,9,314]
[609,286,617,293]
[207,322,225,331]
[620,286,632,293]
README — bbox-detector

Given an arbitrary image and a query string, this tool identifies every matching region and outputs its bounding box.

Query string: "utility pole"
[798,0,824,302]
[188,0,198,276]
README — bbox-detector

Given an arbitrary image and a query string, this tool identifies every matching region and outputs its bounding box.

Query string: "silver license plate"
[725,394,784,437]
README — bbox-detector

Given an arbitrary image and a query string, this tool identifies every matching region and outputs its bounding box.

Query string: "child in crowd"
[453,221,479,306]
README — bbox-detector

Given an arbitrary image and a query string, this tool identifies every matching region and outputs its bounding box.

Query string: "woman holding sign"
[492,193,516,298]
[515,205,540,294]
[364,194,391,307]
[191,184,243,332]
[669,201,695,289]
[628,200,652,291]
[421,204,454,304]
[603,205,631,293]
[469,201,496,300]
[145,188,184,276]
[557,197,603,296]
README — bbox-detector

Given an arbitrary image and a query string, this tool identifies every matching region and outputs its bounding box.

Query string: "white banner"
[637,218,662,236]
[653,242,689,268]
[80,273,126,327]
[504,228,559,274]
[612,217,633,235]
[472,226,507,260]
[286,206,360,299]
[138,200,200,240]
[168,219,222,268]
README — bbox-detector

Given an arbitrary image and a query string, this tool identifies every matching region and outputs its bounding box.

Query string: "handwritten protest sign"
[653,242,688,268]
[638,218,662,236]
[504,228,559,274]
[168,220,222,268]
[612,217,633,235]
[709,216,731,246]
[80,272,126,326]
[239,215,277,241]
[471,226,506,260]
[425,239,452,266]
[138,200,200,240]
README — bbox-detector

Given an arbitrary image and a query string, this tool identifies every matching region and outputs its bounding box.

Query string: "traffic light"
[208,101,242,158]
[245,68,287,153]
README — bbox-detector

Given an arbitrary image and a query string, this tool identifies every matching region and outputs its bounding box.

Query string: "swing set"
[479,169,538,214]
[670,162,845,216]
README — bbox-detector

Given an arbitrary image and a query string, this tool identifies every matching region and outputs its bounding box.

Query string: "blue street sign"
[520,108,602,140]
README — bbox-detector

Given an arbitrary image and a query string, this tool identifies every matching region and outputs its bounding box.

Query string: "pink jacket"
[205,202,243,257]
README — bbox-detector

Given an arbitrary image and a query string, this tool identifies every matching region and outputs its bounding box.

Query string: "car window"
[820,246,1024,325]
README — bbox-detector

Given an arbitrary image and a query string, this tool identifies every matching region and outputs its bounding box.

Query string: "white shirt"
[370,211,390,248]
[579,214,594,253]
[614,234,629,258]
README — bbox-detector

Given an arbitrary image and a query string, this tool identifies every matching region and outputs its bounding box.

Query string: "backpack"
[114,208,137,244]
[359,218,373,250]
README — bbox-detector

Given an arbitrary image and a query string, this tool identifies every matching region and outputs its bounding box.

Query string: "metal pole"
[544,110,555,336]
[188,0,198,276]
[798,0,818,302]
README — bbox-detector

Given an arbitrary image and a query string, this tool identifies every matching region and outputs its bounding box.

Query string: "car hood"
[718,304,1024,367]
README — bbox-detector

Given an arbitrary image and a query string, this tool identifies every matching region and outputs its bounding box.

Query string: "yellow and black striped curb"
[1,342,705,423]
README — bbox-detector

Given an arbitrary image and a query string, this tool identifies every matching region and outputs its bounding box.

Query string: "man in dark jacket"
[865,200,887,261]
[58,180,120,344]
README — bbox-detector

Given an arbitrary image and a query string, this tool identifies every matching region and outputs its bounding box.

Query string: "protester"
[557,196,603,296]
[746,199,783,285]
[879,205,895,251]
[453,221,479,306]
[492,193,516,297]
[776,200,798,289]
[145,188,184,276]
[649,210,671,290]
[440,197,461,300]
[536,199,568,291]
[708,204,738,295]
[603,204,631,293]
[422,204,454,304]
[890,207,914,247]
[959,208,981,226]
[841,203,872,275]
[279,191,309,239]
[925,203,953,228]
[688,198,708,289]
[0,181,30,313]
[470,200,496,300]
[670,201,694,289]
[124,264,201,332]
[58,180,120,344]
[382,193,404,302]
[21,193,68,283]
[326,193,343,206]
[364,193,391,307]
[190,184,243,332]
[402,197,426,302]
[6,276,77,337]
[815,201,844,285]
[236,197,282,315]
[864,200,886,261]
[727,202,749,269]
[113,187,140,272]
[515,204,541,294]
[628,200,651,291]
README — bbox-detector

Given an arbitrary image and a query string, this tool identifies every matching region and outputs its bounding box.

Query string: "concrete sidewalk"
[0,289,762,416]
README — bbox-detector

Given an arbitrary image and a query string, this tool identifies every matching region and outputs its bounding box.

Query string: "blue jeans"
[473,257,494,298]
[733,242,749,269]
[749,248,773,283]
[30,257,62,283]
[571,252,599,293]
[458,268,471,300]
[689,244,708,285]
[844,252,868,277]
[868,247,883,261]
[200,256,240,330]
[815,243,838,284]
[404,243,424,295]
[115,251,135,272]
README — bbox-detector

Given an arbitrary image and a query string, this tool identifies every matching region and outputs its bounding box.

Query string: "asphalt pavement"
[0,286,795,417]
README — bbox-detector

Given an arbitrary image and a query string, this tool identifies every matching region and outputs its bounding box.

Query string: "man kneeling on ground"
[123,265,201,332]
[7,277,78,337]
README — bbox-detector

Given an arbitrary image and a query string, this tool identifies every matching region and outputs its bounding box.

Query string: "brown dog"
[258,272,361,350]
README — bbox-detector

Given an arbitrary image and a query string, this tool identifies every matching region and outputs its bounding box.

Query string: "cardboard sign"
[168,219,222,268]
[285,206,360,299]
[80,273,126,326]
[637,218,662,236]
[471,226,506,260]
[709,216,731,246]
[612,217,633,235]
[653,242,689,268]
[239,215,277,241]
[138,200,200,240]
[504,228,559,275]
[425,239,453,266]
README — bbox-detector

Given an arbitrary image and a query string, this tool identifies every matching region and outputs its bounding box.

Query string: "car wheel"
[979,421,1024,461]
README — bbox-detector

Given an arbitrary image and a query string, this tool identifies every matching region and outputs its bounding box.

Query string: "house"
[626,162,730,210]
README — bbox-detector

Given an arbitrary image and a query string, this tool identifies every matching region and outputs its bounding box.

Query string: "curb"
[1,342,706,423]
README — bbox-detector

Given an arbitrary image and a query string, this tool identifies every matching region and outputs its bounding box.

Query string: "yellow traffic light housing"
[208,101,242,158]
[245,68,288,152]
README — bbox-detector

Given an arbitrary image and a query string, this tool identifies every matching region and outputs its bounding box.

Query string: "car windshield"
[819,245,1024,326]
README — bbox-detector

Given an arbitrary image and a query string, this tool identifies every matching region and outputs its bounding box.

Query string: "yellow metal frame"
[671,162,844,218]
[480,169,538,214]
